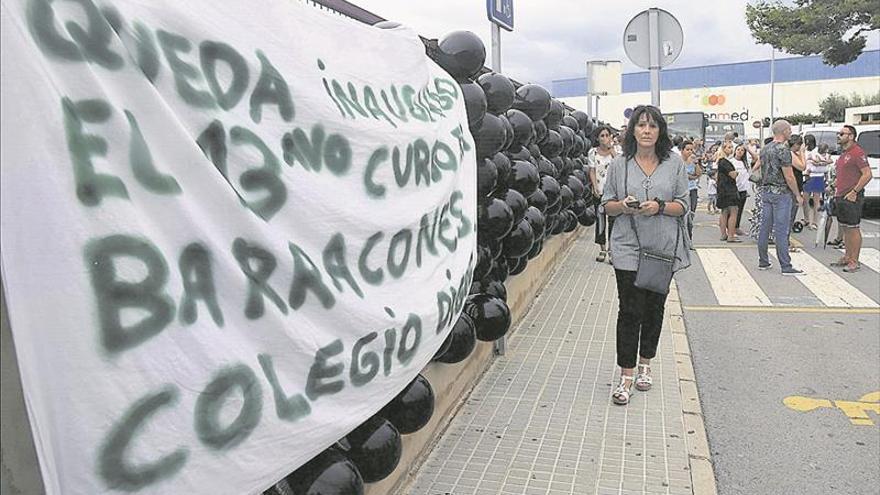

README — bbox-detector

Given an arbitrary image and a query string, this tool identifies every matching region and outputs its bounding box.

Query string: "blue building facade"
[552,49,880,98]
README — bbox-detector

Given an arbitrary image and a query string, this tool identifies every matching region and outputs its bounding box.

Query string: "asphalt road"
[674,189,880,495]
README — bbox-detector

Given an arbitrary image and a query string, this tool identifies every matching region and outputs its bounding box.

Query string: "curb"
[668,281,718,495]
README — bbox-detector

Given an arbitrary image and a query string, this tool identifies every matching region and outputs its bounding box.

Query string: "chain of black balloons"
[264,29,599,495]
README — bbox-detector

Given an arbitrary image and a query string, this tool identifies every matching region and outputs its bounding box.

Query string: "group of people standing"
[583,110,873,407]
[754,120,871,274]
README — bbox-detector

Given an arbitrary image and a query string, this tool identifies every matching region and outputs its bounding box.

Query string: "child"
[817,143,832,164]
[707,174,717,214]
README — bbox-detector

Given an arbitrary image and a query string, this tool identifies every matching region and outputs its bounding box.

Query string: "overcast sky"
[355,0,880,89]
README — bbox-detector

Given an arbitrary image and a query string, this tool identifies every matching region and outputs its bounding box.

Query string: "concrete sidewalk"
[405,233,715,495]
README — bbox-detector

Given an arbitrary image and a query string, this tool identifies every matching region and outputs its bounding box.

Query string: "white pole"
[648,8,661,107]
[491,20,506,357]
[586,62,594,118]
[491,23,501,72]
[770,47,775,123]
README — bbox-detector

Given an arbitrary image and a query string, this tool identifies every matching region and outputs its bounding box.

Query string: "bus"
[662,111,706,141]
[705,120,745,144]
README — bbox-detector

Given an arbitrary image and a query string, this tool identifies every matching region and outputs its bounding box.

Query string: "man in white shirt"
[588,125,618,263]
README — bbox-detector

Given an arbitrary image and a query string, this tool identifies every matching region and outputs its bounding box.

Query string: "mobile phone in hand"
[625,199,641,209]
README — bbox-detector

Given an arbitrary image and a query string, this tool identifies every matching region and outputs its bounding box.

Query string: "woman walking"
[731,144,751,236]
[589,125,619,263]
[602,105,691,405]
[715,141,741,242]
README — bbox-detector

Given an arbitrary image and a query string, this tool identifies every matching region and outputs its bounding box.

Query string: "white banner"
[0,1,476,493]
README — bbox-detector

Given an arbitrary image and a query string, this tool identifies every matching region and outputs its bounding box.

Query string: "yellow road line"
[682,305,880,314]
[693,244,755,249]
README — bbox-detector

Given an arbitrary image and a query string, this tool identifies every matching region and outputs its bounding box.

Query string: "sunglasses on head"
[838,131,852,136]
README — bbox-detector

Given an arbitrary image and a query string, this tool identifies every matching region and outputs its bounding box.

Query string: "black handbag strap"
[624,158,681,256]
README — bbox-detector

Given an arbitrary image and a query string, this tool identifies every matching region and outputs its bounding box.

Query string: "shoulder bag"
[625,160,679,295]
[748,160,763,184]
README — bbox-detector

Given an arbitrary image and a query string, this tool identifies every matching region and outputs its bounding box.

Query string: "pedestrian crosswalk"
[770,251,877,308]
[683,247,880,311]
[697,249,772,306]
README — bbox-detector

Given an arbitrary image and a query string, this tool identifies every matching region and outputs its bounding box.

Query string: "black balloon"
[507,256,527,276]
[545,198,563,215]
[499,115,514,151]
[465,294,512,341]
[561,115,580,132]
[566,175,586,199]
[577,207,597,226]
[539,130,563,158]
[572,110,590,132]
[379,374,434,434]
[477,158,498,198]
[505,109,534,148]
[550,156,565,177]
[490,256,509,282]
[472,113,505,159]
[523,206,546,239]
[478,72,515,115]
[269,447,364,495]
[434,313,476,363]
[498,188,528,224]
[477,198,515,240]
[511,84,552,121]
[559,185,574,209]
[436,31,486,80]
[563,210,579,232]
[543,99,564,129]
[572,135,585,156]
[502,218,535,258]
[558,126,574,155]
[571,198,588,217]
[527,188,548,213]
[460,81,487,129]
[551,213,566,234]
[572,169,588,188]
[484,278,508,301]
[474,244,493,281]
[491,152,511,190]
[509,160,540,196]
[536,157,558,178]
[506,146,532,162]
[533,119,548,144]
[338,416,401,483]
[527,239,544,259]
[540,176,561,206]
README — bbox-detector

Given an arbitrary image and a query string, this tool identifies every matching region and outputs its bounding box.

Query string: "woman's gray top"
[601,154,692,272]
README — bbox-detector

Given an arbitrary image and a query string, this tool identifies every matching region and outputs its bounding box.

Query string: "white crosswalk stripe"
[837,247,880,273]
[770,251,879,308]
[697,249,772,306]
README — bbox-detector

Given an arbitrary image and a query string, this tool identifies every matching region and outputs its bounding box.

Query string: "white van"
[802,125,879,212]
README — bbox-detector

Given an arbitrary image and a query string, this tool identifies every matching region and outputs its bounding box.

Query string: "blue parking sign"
[487,0,513,31]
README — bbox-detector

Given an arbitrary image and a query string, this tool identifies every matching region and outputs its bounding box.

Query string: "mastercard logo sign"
[702,94,726,106]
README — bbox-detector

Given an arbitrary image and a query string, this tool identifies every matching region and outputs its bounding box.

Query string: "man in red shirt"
[833,125,873,272]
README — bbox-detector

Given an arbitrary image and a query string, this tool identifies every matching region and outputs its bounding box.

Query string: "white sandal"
[612,375,634,405]
[635,363,653,391]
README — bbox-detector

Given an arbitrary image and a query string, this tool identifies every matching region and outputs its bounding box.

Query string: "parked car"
[802,125,879,214]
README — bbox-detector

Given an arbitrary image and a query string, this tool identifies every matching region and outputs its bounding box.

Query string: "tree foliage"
[746,0,879,66]
[818,92,880,121]
[777,113,824,125]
